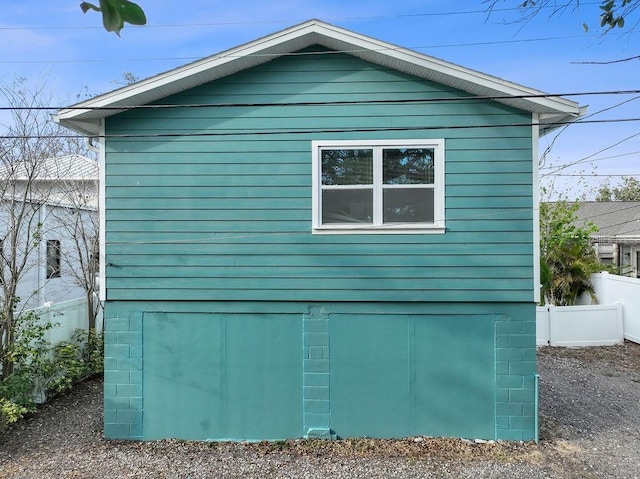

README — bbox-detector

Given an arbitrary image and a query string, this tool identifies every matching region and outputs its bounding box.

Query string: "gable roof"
[55,19,584,137]
[574,201,640,241]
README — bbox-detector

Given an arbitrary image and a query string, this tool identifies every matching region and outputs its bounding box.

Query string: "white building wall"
[0,202,96,311]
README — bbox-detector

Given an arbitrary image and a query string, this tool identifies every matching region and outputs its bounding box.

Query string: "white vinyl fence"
[537,272,640,347]
[536,303,623,347]
[31,296,103,345]
[589,272,640,344]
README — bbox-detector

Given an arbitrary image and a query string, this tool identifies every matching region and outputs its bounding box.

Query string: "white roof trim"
[56,19,582,136]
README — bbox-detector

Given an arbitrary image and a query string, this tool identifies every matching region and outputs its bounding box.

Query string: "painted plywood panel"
[330,314,495,439]
[143,312,302,440]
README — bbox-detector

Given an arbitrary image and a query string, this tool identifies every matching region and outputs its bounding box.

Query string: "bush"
[0,398,29,430]
[0,371,36,431]
[0,321,104,430]
[32,329,104,400]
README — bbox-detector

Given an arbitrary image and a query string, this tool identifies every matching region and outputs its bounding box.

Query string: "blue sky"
[1,0,639,199]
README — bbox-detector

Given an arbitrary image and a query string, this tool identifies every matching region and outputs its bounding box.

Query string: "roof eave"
[56,19,582,136]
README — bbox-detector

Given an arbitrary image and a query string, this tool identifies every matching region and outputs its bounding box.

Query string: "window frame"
[312,139,445,234]
[46,239,61,279]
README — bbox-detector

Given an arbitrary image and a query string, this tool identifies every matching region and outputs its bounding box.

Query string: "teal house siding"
[57,20,583,443]
[104,51,535,303]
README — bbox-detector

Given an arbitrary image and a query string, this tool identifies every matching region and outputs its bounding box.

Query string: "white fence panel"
[591,272,640,344]
[536,303,624,347]
[549,304,623,347]
[30,296,103,345]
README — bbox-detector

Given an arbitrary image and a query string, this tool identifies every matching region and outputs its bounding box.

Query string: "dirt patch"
[537,341,640,376]
[1,343,640,478]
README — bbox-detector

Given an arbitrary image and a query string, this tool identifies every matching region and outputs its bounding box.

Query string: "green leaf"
[111,0,147,26]
[99,0,123,36]
[582,22,589,32]
[617,17,625,28]
[80,0,146,36]
[600,0,615,11]
[80,2,100,14]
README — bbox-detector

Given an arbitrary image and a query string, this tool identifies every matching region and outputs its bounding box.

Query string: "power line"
[1,117,639,141]
[539,94,640,170]
[97,204,640,247]
[542,130,640,177]
[541,150,640,172]
[3,90,640,112]
[0,35,593,65]
[551,174,640,177]
[575,202,640,222]
[587,208,640,232]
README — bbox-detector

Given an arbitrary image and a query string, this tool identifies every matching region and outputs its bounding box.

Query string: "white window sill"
[312,225,445,235]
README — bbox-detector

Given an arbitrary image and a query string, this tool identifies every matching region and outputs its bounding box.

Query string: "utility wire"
[587,210,640,232]
[541,150,640,173]
[542,130,640,177]
[539,94,640,171]
[0,35,594,65]
[99,204,640,248]
[553,174,640,177]
[2,117,640,141]
[3,89,640,112]
[571,202,640,221]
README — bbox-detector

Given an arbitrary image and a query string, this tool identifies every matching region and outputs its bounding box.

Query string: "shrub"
[0,398,29,430]
[0,370,36,431]
[0,318,104,429]
[32,329,104,400]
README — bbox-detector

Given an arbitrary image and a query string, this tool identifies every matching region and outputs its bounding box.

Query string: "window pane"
[46,239,61,279]
[383,188,434,223]
[383,148,434,185]
[321,149,373,185]
[322,189,373,224]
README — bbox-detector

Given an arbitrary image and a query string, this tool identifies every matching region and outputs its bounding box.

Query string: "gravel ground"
[1,342,639,479]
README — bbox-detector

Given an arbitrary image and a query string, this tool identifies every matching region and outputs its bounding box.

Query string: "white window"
[312,139,445,234]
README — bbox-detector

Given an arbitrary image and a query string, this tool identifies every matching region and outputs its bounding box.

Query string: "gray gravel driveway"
[1,342,639,478]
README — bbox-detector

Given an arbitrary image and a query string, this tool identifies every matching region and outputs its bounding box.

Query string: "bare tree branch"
[0,78,97,377]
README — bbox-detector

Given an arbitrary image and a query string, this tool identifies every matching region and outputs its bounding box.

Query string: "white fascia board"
[538,106,588,136]
[312,23,580,116]
[57,19,581,135]
[532,114,541,304]
[57,21,322,129]
[98,119,107,302]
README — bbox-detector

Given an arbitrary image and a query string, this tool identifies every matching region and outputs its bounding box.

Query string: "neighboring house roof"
[37,154,98,181]
[574,201,640,243]
[55,19,584,137]
[0,154,98,209]
[0,154,98,181]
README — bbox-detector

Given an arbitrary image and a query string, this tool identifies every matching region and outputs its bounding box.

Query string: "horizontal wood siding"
[105,48,534,302]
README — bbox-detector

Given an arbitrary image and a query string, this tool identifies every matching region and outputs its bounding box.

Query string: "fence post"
[598,271,609,305]
[548,305,557,346]
[615,302,624,342]
[536,305,551,346]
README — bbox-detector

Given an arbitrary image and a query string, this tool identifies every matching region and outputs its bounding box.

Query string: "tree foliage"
[539,201,604,305]
[484,0,639,33]
[0,78,97,377]
[596,176,640,201]
[80,0,146,36]
[0,320,103,430]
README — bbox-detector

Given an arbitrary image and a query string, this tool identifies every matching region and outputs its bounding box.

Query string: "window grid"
[313,139,445,234]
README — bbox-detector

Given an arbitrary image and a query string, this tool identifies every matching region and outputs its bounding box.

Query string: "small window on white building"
[46,240,61,279]
[312,139,445,234]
